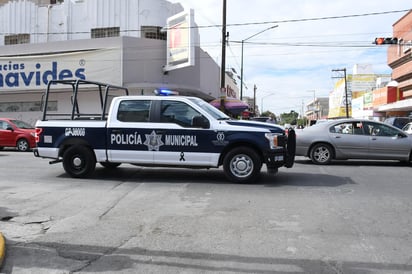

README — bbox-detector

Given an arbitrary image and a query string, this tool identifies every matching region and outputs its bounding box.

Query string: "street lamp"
[240,25,278,100]
[261,93,276,114]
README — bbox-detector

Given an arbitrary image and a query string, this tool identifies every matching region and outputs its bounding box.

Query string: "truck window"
[160,100,202,127]
[117,100,151,122]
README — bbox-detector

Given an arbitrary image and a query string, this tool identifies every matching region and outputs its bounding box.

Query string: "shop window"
[141,26,166,41]
[4,34,30,45]
[91,27,120,39]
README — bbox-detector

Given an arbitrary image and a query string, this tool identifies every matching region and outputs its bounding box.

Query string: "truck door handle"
[156,130,166,134]
[112,129,123,134]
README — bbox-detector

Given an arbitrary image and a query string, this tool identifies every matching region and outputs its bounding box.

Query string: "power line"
[231,41,378,48]
[195,9,411,29]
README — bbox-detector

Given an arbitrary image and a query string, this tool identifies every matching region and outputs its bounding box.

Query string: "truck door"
[106,100,154,164]
[152,100,219,167]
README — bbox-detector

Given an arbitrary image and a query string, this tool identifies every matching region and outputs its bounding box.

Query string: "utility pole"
[220,0,227,91]
[219,0,227,113]
[332,68,349,118]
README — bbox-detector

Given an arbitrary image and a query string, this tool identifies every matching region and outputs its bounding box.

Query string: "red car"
[0,118,36,152]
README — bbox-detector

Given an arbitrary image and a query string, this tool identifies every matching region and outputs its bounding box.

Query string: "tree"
[279,110,299,125]
[260,111,277,123]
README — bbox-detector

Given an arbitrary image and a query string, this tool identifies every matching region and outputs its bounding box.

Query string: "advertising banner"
[0,48,122,91]
[348,74,376,93]
[165,9,195,71]
[328,78,352,118]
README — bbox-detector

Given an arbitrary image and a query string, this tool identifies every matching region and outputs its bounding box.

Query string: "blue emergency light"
[154,89,179,96]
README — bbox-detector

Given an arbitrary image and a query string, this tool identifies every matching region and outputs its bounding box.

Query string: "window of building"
[91,27,120,39]
[141,26,166,41]
[4,34,30,45]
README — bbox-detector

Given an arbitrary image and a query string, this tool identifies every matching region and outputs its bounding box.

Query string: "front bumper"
[264,149,287,168]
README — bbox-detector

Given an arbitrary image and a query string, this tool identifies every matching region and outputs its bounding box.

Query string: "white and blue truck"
[34,79,295,183]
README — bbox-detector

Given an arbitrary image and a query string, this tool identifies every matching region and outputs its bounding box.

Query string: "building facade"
[0,0,235,123]
[382,10,412,115]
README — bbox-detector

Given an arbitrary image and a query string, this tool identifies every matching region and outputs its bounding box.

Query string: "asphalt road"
[1,150,412,274]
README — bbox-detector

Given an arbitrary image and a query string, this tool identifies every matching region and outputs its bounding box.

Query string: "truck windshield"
[188,98,230,120]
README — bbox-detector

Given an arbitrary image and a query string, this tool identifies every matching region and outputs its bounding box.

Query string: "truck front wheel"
[223,147,262,183]
[63,145,96,178]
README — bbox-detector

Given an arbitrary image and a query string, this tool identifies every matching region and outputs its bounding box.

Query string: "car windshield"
[188,97,230,120]
[11,119,34,129]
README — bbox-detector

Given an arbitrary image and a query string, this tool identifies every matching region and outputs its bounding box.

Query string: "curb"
[0,232,4,268]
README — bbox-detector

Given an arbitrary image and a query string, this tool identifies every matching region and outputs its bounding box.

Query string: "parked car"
[403,122,412,134]
[383,116,412,129]
[0,118,36,152]
[296,118,412,165]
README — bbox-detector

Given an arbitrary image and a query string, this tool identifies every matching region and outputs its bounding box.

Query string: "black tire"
[62,145,96,178]
[223,147,262,183]
[310,143,333,165]
[100,162,121,169]
[408,151,412,166]
[16,138,30,152]
[285,129,296,168]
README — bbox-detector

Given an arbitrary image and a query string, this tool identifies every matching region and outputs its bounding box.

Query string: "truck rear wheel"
[62,145,96,178]
[223,147,262,183]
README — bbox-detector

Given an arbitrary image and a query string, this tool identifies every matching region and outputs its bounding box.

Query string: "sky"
[169,0,411,116]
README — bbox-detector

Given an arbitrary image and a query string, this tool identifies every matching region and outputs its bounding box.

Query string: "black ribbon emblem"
[180,152,185,161]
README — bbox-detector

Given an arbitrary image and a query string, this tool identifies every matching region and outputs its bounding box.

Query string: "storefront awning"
[377,98,412,112]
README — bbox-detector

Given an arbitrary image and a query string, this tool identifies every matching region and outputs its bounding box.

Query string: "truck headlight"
[265,133,279,149]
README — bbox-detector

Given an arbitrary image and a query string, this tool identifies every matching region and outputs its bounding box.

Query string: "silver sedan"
[296,119,412,164]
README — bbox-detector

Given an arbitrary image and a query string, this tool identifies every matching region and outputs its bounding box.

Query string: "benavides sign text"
[0,49,121,91]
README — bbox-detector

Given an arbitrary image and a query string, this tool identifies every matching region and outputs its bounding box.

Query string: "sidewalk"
[0,232,4,268]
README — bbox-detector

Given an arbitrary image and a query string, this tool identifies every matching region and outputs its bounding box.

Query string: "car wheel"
[100,162,121,169]
[310,143,333,165]
[63,145,96,178]
[16,138,30,152]
[223,147,262,183]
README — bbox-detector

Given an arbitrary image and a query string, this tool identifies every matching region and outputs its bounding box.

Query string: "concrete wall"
[0,0,184,44]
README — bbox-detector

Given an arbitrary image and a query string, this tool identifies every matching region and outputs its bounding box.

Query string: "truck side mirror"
[192,115,210,129]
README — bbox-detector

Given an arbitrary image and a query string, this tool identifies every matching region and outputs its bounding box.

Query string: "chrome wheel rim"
[313,146,330,163]
[230,154,253,178]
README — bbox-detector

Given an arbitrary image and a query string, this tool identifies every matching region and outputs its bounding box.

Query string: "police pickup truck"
[34,80,295,183]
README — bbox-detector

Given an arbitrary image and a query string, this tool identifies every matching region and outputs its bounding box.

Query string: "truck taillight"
[35,128,43,143]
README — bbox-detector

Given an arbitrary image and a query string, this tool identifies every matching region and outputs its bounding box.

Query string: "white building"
[0,0,235,123]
